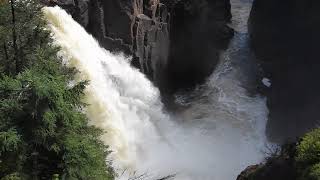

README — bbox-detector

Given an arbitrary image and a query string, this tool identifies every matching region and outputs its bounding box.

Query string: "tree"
[296,128,320,180]
[0,1,114,179]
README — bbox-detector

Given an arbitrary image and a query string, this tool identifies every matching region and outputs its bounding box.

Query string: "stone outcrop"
[87,0,171,87]
[249,0,320,142]
[166,0,233,90]
[45,0,233,92]
[237,162,296,180]
[237,144,297,180]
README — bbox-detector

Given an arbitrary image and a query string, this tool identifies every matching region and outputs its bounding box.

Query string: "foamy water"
[43,4,269,180]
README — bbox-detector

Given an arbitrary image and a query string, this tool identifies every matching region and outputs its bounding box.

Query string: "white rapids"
[43,3,269,180]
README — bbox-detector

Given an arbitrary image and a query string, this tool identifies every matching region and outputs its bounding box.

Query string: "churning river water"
[43,0,269,179]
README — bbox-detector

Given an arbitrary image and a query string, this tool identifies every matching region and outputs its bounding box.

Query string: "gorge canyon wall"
[249,0,320,143]
[237,0,320,179]
[47,0,320,144]
[46,0,234,92]
[41,0,320,179]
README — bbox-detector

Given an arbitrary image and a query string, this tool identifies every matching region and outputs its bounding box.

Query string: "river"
[43,0,269,179]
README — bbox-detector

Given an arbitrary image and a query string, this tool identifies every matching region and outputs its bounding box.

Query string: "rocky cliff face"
[165,0,233,90]
[249,0,320,142]
[87,0,171,88]
[46,0,233,92]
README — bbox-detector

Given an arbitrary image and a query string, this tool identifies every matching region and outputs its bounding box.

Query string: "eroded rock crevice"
[45,0,233,92]
[167,0,233,91]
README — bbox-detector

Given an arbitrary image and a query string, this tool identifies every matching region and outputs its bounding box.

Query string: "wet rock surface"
[249,0,320,143]
[167,0,233,91]
[44,0,233,92]
[237,144,297,180]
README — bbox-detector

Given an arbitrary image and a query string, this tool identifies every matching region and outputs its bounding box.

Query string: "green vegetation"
[296,128,320,180]
[238,129,320,180]
[0,0,114,179]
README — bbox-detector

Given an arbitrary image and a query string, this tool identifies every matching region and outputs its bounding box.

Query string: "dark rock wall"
[167,0,233,90]
[249,0,320,142]
[46,0,233,92]
[86,0,170,88]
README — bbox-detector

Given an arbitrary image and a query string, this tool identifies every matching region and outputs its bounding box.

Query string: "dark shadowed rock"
[41,0,90,27]
[237,144,297,180]
[249,0,320,143]
[45,0,233,92]
[166,0,233,91]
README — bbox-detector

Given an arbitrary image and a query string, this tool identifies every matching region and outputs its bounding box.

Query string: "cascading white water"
[43,4,269,180]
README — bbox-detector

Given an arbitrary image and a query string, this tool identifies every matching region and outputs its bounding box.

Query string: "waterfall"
[43,6,269,180]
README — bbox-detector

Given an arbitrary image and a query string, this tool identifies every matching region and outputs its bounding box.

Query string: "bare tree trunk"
[10,0,21,74]
[3,42,8,61]
[3,42,10,74]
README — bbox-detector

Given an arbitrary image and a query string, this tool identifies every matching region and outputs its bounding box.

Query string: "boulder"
[237,144,297,180]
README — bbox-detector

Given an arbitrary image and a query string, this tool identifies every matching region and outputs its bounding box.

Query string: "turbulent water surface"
[43,0,269,179]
